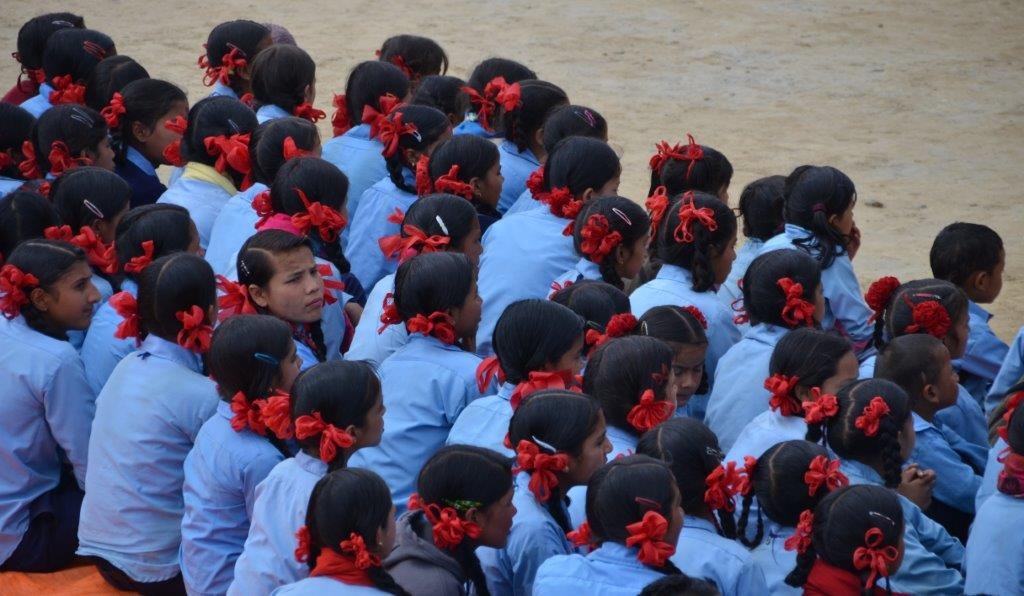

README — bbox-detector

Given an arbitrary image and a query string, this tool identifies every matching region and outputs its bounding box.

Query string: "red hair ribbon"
[259,390,294,440]
[586,312,638,349]
[123,240,156,275]
[538,186,583,233]
[406,311,457,345]
[294,525,312,563]
[704,461,745,511]
[165,115,188,135]
[854,396,891,437]
[202,45,247,87]
[281,136,311,161]
[764,373,802,417]
[476,355,506,393]
[331,94,351,137]
[998,391,1024,443]
[645,186,670,242]
[0,264,39,319]
[293,102,326,123]
[778,277,816,327]
[291,188,347,243]
[176,305,213,353]
[415,154,432,196]
[43,225,74,242]
[997,450,1024,497]
[852,527,899,589]
[567,520,593,551]
[162,117,188,167]
[101,92,127,128]
[37,181,52,198]
[361,94,402,140]
[387,54,414,79]
[460,76,509,132]
[494,80,521,112]
[48,75,86,105]
[434,164,476,200]
[784,509,815,554]
[379,224,451,263]
[624,510,676,567]
[579,214,623,264]
[67,226,117,274]
[514,439,570,502]
[339,532,381,570]
[626,389,675,433]
[110,291,141,345]
[18,140,42,180]
[407,494,483,550]
[378,111,419,159]
[804,455,848,497]
[673,191,717,244]
[204,133,252,178]
[377,292,402,333]
[239,93,254,109]
[679,133,704,181]
[648,140,686,174]
[230,390,268,435]
[251,190,274,227]
[903,300,951,339]
[317,264,347,306]
[0,150,14,170]
[48,141,92,176]
[216,275,256,321]
[526,166,545,197]
[681,305,708,329]
[509,369,581,410]
[864,275,901,322]
[802,388,839,425]
[295,411,355,463]
[548,279,573,299]
[26,68,47,86]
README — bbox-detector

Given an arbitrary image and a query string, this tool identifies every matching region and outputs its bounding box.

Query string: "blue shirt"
[976,436,1008,512]
[964,491,1024,595]
[228,452,327,596]
[497,140,540,214]
[452,114,500,139]
[256,103,291,124]
[446,381,515,456]
[348,334,481,513]
[671,515,768,596]
[987,324,1024,416]
[934,384,989,449]
[209,82,238,100]
[346,174,417,291]
[749,522,799,596]
[909,413,982,514]
[116,146,165,207]
[346,273,408,368]
[478,471,575,596]
[81,279,138,395]
[533,542,667,596]
[0,315,95,563]
[719,237,763,320]
[505,187,541,217]
[19,83,54,117]
[157,164,237,249]
[321,123,387,240]
[77,335,219,582]
[180,400,286,595]
[0,177,24,198]
[703,324,788,452]
[955,301,1008,404]
[551,257,603,291]
[273,577,392,595]
[205,183,267,277]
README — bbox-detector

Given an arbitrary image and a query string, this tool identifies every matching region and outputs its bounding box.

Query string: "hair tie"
[295,411,355,463]
[854,396,891,437]
[384,53,414,79]
[804,455,848,497]
[361,93,402,139]
[290,188,347,243]
[673,191,717,244]
[852,527,899,589]
[251,190,274,227]
[0,150,13,171]
[996,450,1024,497]
[239,93,255,108]
[18,141,42,180]
[203,133,252,179]
[0,264,40,319]
[292,102,326,123]
[48,74,86,105]
[316,263,346,306]
[460,76,511,132]
[175,305,213,353]
[902,299,951,339]
[281,136,312,161]
[407,493,483,550]
[625,510,676,567]
[406,311,457,345]
[63,226,116,274]
[216,275,257,321]
[476,355,507,393]
[783,509,814,554]
[377,292,402,333]
[202,44,248,87]
[378,224,451,265]
[627,389,675,433]
[579,213,624,264]
[43,225,73,242]
[585,312,638,349]
[101,92,127,128]
[230,390,268,435]
[161,117,188,167]
[434,164,476,200]
[704,461,746,511]
[680,133,704,181]
[294,525,312,563]
[811,202,826,214]
[330,93,351,136]
[253,389,293,439]
[509,369,580,410]
[123,240,156,275]
[764,373,802,417]
[802,388,839,425]
[537,186,583,233]
[777,277,816,327]
[377,111,419,159]
[110,291,141,345]
[648,140,686,174]
[567,520,594,551]
[864,276,901,322]
[514,439,570,502]
[526,166,545,197]
[48,140,91,176]
[680,305,708,329]
[998,391,1024,444]
[339,532,381,570]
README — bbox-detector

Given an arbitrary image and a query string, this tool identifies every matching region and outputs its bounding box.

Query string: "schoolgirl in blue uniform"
[721,175,785,311]
[533,455,683,595]
[0,104,37,198]
[448,298,585,455]
[454,57,535,139]
[180,314,302,595]
[637,418,769,595]
[349,252,483,511]
[251,45,326,125]
[28,104,116,181]
[0,239,99,572]
[348,193,481,367]
[157,96,258,249]
[703,248,824,450]
[553,196,650,292]
[84,54,149,113]
[197,20,271,101]
[635,305,710,419]
[423,134,504,232]
[76,252,219,593]
[4,13,83,106]
[229,360,385,595]
[478,391,612,595]
[104,78,189,206]
[0,192,61,266]
[647,134,733,203]
[476,136,621,354]
[410,74,465,128]
[20,27,116,117]
[347,104,451,290]
[377,34,449,93]
[977,383,1024,511]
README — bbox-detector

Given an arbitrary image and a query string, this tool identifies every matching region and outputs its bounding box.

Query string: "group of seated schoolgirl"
[2,11,1023,596]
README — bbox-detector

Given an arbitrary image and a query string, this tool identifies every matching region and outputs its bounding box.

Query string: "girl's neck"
[25,315,70,342]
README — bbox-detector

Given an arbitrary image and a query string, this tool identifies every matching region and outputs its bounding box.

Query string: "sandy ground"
[3,0,1023,338]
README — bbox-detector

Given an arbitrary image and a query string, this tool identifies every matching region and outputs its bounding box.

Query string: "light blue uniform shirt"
[497,140,540,215]
[726,410,807,466]
[346,174,416,292]
[346,273,408,368]
[452,114,500,139]
[551,257,602,291]
[446,381,515,456]
[750,521,799,596]
[479,471,575,596]
[476,206,578,355]
[67,273,113,351]
[228,452,326,595]
[321,123,387,241]
[19,83,54,117]
[909,412,983,514]
[703,324,788,452]
[505,187,541,217]
[839,459,965,595]
[0,315,95,563]
[209,82,238,100]
[986,324,1024,416]
[533,541,667,596]
[273,577,392,595]
[956,301,1008,405]
[81,279,138,394]
[719,237,763,318]
[761,226,876,360]
[348,334,481,513]
[180,400,286,595]
[256,103,291,124]
[77,334,219,582]
[975,436,1008,512]
[964,490,1024,595]
[0,176,25,198]
[157,170,236,249]
[671,515,768,596]
[935,384,989,449]
[205,183,267,277]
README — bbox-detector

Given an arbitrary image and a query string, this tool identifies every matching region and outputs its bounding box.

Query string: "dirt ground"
[3,0,1023,338]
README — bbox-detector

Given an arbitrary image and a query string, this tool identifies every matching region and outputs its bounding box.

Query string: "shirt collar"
[138,334,204,373]
[840,458,885,486]
[588,542,649,571]
[38,83,55,99]
[257,104,291,121]
[743,323,789,345]
[125,146,157,177]
[576,258,603,280]
[911,411,934,432]
[216,399,233,419]
[295,450,329,476]
[121,278,139,295]
[683,514,720,534]
[211,81,238,99]
[182,161,239,195]
[500,139,540,166]
[497,382,515,401]
[968,300,992,322]
[655,264,695,285]
[346,123,372,140]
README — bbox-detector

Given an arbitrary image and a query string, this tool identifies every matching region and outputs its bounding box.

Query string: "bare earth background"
[3,0,1023,338]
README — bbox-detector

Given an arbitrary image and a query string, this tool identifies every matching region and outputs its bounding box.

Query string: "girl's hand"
[845,223,862,260]
[897,464,935,510]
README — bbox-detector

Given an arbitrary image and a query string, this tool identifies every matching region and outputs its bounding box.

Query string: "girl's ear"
[581,187,596,203]
[131,120,153,144]
[28,286,52,312]
[465,506,484,526]
[469,176,484,198]
[826,213,841,228]
[303,84,313,104]
[248,283,270,308]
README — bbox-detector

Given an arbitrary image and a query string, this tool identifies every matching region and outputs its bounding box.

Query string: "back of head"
[203,20,269,88]
[929,221,1003,287]
[639,574,720,596]
[42,27,116,83]
[0,191,60,257]
[115,203,195,278]
[549,279,631,338]
[541,105,608,154]
[0,104,36,178]
[344,61,410,128]
[466,58,536,92]
[401,193,478,253]
[585,336,674,435]
[572,196,650,289]
[412,75,466,120]
[769,327,854,396]
[510,390,601,459]
[180,96,258,180]
[109,78,187,161]
[207,313,293,401]
[251,45,316,114]
[741,249,821,328]
[251,116,320,184]
[384,104,451,193]
[502,80,569,153]
[50,166,130,230]
[136,252,216,345]
[378,34,449,81]
[428,134,500,196]
[85,55,149,111]
[493,299,585,384]
[637,305,709,347]
[542,136,620,197]
[782,165,856,268]
[738,175,785,241]
[33,104,108,176]
[393,251,473,319]
[655,192,736,292]
[872,277,968,349]
[650,137,733,198]
[17,13,85,71]
[874,334,945,402]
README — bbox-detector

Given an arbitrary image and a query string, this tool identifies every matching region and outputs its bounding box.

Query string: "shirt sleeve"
[985,325,1024,416]
[913,428,982,514]
[903,497,965,568]
[508,521,571,596]
[823,257,877,360]
[890,523,964,596]
[43,353,96,489]
[958,317,1009,382]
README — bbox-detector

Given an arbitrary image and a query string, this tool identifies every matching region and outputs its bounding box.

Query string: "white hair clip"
[435,215,449,235]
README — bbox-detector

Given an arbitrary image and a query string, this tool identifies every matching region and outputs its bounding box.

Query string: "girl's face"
[87,136,116,171]
[565,411,612,487]
[31,260,100,331]
[829,197,856,236]
[813,282,826,323]
[821,351,860,395]
[473,160,504,209]
[94,204,130,244]
[897,414,916,462]
[450,280,483,340]
[248,247,324,325]
[456,217,483,267]
[141,101,189,165]
[276,343,303,393]
[355,389,386,448]
[378,505,397,555]
[931,347,960,409]
[710,233,738,285]
[547,334,586,376]
[615,230,650,281]
[472,487,517,549]
[671,343,707,407]
[943,310,969,359]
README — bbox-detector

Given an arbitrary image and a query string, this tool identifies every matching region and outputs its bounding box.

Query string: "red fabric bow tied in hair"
[704,461,745,512]
[70,226,117,274]
[538,186,582,222]
[259,390,294,440]
[460,77,507,132]
[204,133,252,178]
[682,305,708,329]
[804,455,848,497]
[216,275,256,322]
[339,532,381,570]
[48,140,91,176]
[294,525,312,563]
[784,509,815,554]
[377,112,418,159]
[48,75,86,105]
[764,373,802,417]
[493,79,521,111]
[43,225,74,241]
[293,102,326,123]
[377,292,402,333]
[679,133,704,181]
[514,439,570,502]
[626,389,675,433]
[101,92,127,128]
[317,263,346,306]
[361,93,402,139]
[124,240,156,275]
[585,312,638,349]
[476,355,506,393]
[251,190,274,227]
[998,391,1024,443]
[625,511,676,567]
[580,214,623,264]
[645,186,671,241]
[176,305,213,353]
[162,116,188,167]
[526,166,545,197]
[673,192,717,244]
[865,276,901,322]
[291,188,347,243]
[852,527,899,590]
[509,369,580,410]
[854,396,891,437]
[110,291,141,345]
[379,224,450,263]
[777,277,816,327]
[414,154,432,196]
[567,520,593,551]
[802,388,839,425]
[903,300,951,339]
[408,494,483,550]
[385,54,414,78]
[648,140,686,174]
[295,411,355,464]
[434,164,476,200]
[281,136,311,161]
[331,94,351,137]
[406,311,457,345]
[202,45,247,87]
[0,264,39,319]
[996,450,1024,497]
[18,140,42,180]
[230,391,268,435]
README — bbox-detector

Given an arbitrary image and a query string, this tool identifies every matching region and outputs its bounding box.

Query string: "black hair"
[0,191,60,257]
[1005,399,1024,455]
[585,455,684,576]
[270,157,350,274]
[202,20,270,92]
[342,61,410,133]
[427,135,500,213]
[135,252,216,347]
[655,192,736,292]
[411,75,466,123]
[16,13,85,71]
[493,299,585,384]
[649,141,733,199]
[378,35,449,81]
[384,105,450,194]
[400,193,478,253]
[509,390,604,532]
[572,196,650,289]
[585,336,674,437]
[180,96,258,187]
[989,378,1024,446]
[41,27,116,88]
[85,55,149,112]
[250,116,320,185]
[466,58,536,92]
[4,239,88,337]
[636,417,738,539]
[783,165,857,269]
[304,468,410,595]
[874,334,946,405]
[929,222,1004,287]
[810,379,910,489]
[639,574,720,596]
[550,280,631,344]
[414,445,512,596]
[741,249,821,328]
[251,45,316,114]
[393,252,474,335]
[0,104,36,180]
[768,327,854,415]
[738,175,785,241]
[785,484,903,594]
[539,136,621,199]
[108,78,187,162]
[502,80,568,154]
[873,278,968,349]
[541,105,608,154]
[637,305,710,395]
[32,104,108,176]
[50,166,130,232]
[291,360,382,470]
[114,203,195,278]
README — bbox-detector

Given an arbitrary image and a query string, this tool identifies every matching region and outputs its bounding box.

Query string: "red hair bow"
[408,494,483,550]
[804,455,848,497]
[998,391,1024,443]
[434,164,475,200]
[70,226,117,274]
[377,292,402,333]
[202,45,247,87]
[778,277,816,327]
[0,151,12,170]
[704,461,745,511]
[230,391,267,435]
[101,92,127,128]
[626,389,675,433]
[784,509,815,554]
[580,214,623,264]
[124,240,156,275]
[165,115,188,135]
[43,225,74,241]
[586,312,638,349]
[645,186,670,242]
[259,390,294,440]
[764,373,802,417]
[673,192,717,243]
[514,439,570,502]
[904,300,951,339]
[648,140,686,174]
[679,133,704,181]
[625,511,676,567]
[361,94,402,139]
[18,141,42,180]
[377,112,419,159]
[854,396,891,437]
[493,80,521,111]
[476,355,506,393]
[682,305,708,329]
[0,264,39,319]
[293,102,326,123]
[406,311,457,345]
[331,94,351,137]
[251,190,274,227]
[48,141,91,176]
[295,411,355,463]
[802,387,839,425]
[281,136,311,161]
[386,54,414,79]
[415,154,432,196]
[175,305,213,353]
[162,117,188,167]
[48,75,86,105]
[317,263,346,306]
[291,188,347,243]
[110,291,141,345]
[539,186,583,233]
[204,133,252,177]
[339,532,381,570]
[526,166,545,197]
[379,224,451,263]
[864,275,901,322]
[216,275,256,321]
[294,525,312,563]
[509,369,580,410]
[567,520,593,551]
[461,77,507,132]
[852,527,899,589]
